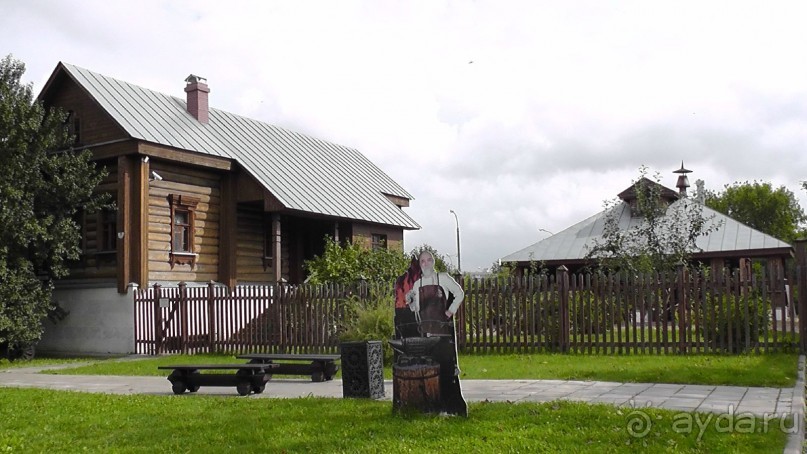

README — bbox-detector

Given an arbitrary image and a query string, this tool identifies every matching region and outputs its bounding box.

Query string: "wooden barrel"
[392,363,441,413]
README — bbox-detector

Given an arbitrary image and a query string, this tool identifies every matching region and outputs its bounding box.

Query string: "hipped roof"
[501,183,792,265]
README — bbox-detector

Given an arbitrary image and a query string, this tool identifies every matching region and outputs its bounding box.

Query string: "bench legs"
[311,361,339,382]
[236,369,269,396]
[168,370,200,395]
[166,369,269,396]
[248,360,339,382]
[172,381,187,395]
[235,382,251,396]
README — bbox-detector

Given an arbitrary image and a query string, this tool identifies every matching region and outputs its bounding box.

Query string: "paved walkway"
[1,357,804,453]
[0,368,796,417]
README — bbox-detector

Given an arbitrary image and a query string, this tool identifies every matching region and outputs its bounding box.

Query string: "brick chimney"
[184,74,210,124]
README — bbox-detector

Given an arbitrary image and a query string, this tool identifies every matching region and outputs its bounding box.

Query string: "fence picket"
[584,273,593,354]
[644,273,651,354]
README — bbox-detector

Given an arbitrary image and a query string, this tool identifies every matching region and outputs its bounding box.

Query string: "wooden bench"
[237,354,340,382]
[158,363,278,396]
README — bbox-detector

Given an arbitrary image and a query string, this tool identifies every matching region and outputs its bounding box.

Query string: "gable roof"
[501,186,793,265]
[41,62,419,230]
[617,177,679,203]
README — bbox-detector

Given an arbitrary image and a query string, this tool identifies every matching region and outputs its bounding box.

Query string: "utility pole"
[450,210,461,273]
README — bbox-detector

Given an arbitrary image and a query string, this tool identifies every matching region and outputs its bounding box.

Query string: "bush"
[339,290,395,365]
[696,292,769,353]
[304,238,409,285]
[569,290,627,336]
[0,263,52,347]
[532,290,627,347]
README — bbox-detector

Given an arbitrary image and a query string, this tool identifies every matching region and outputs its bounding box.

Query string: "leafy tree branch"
[586,166,720,273]
[0,55,109,348]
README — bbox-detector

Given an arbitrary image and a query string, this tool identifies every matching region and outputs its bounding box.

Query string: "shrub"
[569,290,627,336]
[696,292,769,353]
[339,289,395,365]
[304,238,409,285]
[532,290,627,347]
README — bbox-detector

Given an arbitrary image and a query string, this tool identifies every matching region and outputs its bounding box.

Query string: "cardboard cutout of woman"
[393,250,468,416]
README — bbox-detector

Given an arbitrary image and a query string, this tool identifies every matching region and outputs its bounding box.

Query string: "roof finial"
[673,161,691,197]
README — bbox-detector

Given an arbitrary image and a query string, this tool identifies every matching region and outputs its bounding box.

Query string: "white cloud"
[3,0,807,270]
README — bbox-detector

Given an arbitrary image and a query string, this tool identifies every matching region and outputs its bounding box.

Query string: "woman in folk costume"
[404,249,468,415]
[405,250,464,336]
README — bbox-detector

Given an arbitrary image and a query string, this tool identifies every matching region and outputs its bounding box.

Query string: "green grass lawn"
[0,356,107,370]
[0,388,789,453]
[31,352,798,388]
[0,353,798,452]
[458,352,798,387]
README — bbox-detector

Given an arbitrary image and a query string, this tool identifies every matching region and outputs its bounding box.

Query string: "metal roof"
[501,195,792,264]
[54,63,419,229]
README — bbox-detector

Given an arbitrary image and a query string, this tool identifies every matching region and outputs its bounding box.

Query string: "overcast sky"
[3,1,807,272]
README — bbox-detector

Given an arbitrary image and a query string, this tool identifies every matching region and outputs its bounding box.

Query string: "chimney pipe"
[184,74,209,124]
[673,161,692,197]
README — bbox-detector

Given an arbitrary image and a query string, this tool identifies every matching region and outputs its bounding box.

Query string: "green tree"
[706,181,806,244]
[0,55,108,352]
[303,240,456,285]
[586,166,720,273]
[493,255,547,278]
[488,260,513,279]
[304,237,409,285]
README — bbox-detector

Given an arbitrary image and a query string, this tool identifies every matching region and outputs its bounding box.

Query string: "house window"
[629,199,640,217]
[99,208,117,252]
[371,234,387,250]
[173,210,191,251]
[262,218,275,271]
[66,110,81,145]
[168,194,200,267]
[264,225,274,260]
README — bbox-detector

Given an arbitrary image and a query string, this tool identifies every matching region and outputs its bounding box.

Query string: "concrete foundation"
[38,285,135,356]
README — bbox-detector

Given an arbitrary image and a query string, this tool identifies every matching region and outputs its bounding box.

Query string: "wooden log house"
[34,62,419,355]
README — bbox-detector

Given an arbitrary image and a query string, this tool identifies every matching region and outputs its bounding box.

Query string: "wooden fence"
[134,282,361,355]
[134,263,804,355]
[456,267,798,354]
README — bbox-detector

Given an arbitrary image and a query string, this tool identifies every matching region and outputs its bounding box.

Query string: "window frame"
[168,194,200,267]
[98,207,118,253]
[66,110,81,145]
[262,215,275,271]
[371,233,388,251]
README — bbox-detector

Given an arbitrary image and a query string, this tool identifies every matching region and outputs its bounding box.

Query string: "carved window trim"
[169,194,200,267]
